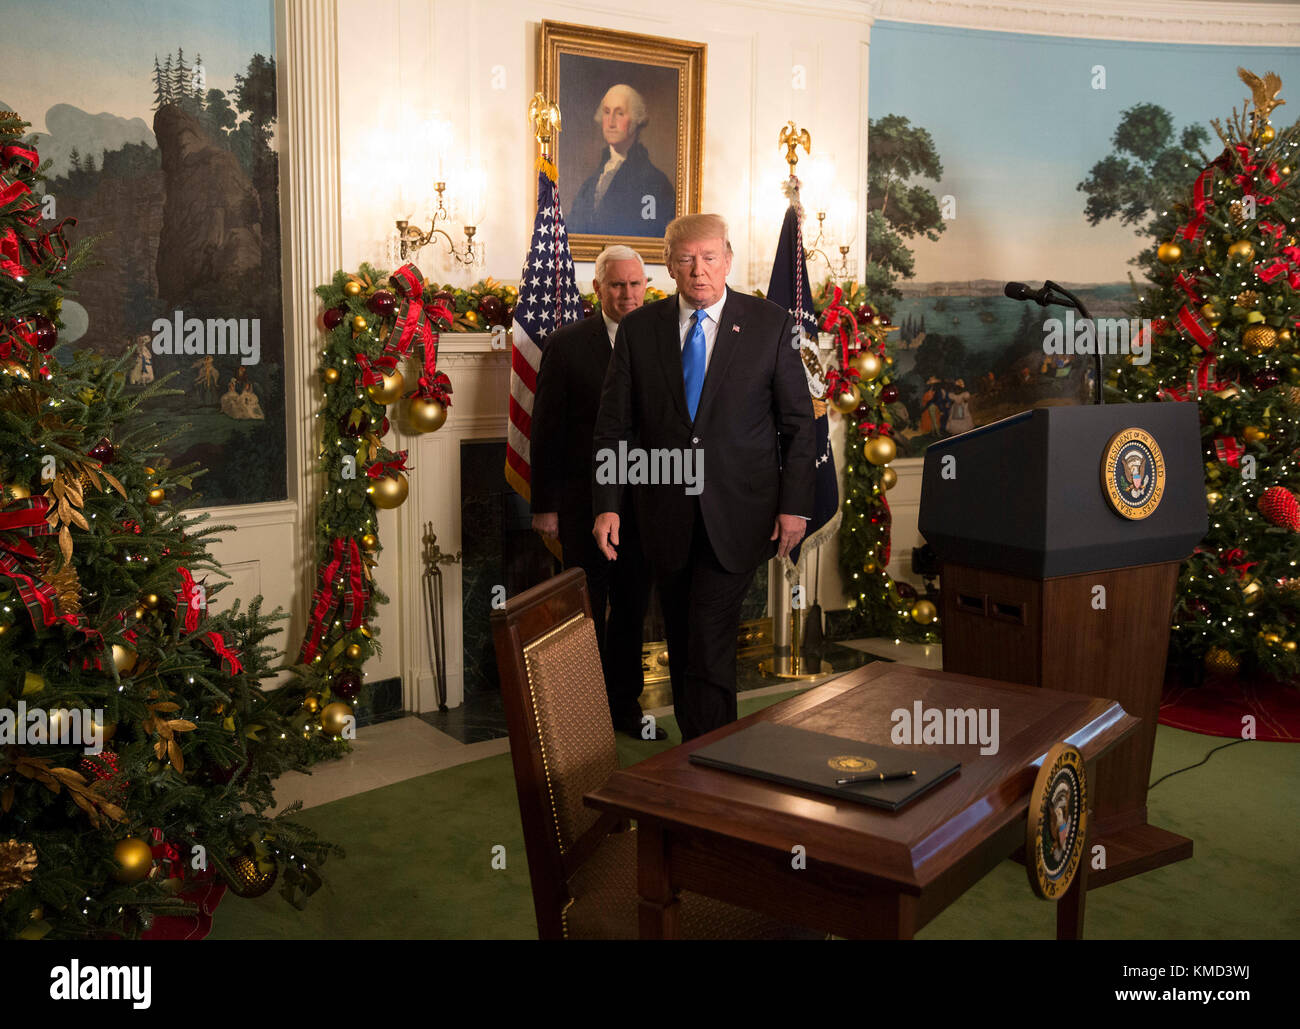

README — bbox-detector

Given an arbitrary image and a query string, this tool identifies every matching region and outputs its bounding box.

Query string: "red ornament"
[431,290,457,309]
[332,668,362,701]
[855,304,875,324]
[88,437,115,464]
[30,315,57,353]
[477,294,506,326]
[881,384,899,404]
[323,307,344,330]
[79,751,126,795]
[339,409,371,438]
[1251,371,1280,392]
[1258,486,1300,530]
[367,290,396,317]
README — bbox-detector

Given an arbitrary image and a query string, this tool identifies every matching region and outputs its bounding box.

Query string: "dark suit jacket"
[530,314,617,557]
[593,288,815,575]
[568,142,674,237]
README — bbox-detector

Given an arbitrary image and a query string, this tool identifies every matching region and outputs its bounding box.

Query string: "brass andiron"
[422,522,462,711]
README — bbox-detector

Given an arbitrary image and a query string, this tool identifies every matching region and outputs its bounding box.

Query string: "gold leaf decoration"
[0,840,38,900]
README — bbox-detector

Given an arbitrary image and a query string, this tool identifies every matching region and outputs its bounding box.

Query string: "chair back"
[490,568,621,938]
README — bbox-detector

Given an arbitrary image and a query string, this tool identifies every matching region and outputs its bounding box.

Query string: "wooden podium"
[919,403,1207,887]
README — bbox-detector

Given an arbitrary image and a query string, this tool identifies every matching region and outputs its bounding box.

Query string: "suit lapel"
[695,287,744,424]
[658,294,690,425]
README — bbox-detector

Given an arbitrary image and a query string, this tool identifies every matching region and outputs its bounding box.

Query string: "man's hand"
[771,514,807,560]
[593,512,621,561]
[531,512,559,539]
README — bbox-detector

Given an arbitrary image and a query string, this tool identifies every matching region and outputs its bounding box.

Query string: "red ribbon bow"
[202,631,244,675]
[366,451,409,479]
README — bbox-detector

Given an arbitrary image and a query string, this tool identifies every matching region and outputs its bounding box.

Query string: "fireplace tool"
[422,522,461,712]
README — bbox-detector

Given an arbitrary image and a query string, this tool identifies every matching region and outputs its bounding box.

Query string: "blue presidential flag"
[766,191,840,573]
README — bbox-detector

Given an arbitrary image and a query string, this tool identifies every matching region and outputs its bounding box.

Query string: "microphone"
[1004,281,1061,307]
[1003,280,1104,405]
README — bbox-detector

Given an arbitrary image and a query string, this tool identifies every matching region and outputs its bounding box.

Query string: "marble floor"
[273,638,930,812]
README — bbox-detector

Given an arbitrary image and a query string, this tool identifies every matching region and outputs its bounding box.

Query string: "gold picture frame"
[538,20,706,263]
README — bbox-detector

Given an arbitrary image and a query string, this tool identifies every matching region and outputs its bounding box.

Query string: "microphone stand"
[1037,280,1103,406]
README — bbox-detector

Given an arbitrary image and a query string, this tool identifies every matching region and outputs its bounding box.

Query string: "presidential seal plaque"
[1026,742,1087,900]
[827,755,877,774]
[1102,427,1165,520]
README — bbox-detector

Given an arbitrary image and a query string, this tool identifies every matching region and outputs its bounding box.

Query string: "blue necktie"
[683,310,707,421]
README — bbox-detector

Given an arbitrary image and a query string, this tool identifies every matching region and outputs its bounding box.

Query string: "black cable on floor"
[1148,738,1246,791]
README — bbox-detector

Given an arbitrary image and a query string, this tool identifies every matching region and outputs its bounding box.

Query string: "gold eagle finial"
[1238,67,1285,122]
[529,93,562,158]
[779,121,811,176]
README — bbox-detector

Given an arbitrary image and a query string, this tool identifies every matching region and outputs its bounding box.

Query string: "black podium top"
[919,403,1208,578]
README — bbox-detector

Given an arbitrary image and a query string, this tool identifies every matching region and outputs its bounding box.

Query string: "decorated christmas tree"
[819,280,938,642]
[0,113,334,939]
[1112,69,1300,683]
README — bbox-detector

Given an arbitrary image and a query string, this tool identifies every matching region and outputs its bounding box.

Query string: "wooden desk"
[584,662,1137,939]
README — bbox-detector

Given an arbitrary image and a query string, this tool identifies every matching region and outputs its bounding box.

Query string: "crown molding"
[870,0,1300,44]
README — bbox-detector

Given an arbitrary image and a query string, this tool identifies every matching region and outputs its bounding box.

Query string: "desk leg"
[637,822,680,940]
[1057,802,1093,941]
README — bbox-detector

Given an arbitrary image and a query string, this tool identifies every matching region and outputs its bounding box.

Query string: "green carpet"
[208,690,1300,940]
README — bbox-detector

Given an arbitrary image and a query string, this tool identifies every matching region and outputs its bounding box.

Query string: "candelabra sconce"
[395,180,482,266]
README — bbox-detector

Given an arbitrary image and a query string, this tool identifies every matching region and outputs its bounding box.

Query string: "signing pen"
[836,770,916,785]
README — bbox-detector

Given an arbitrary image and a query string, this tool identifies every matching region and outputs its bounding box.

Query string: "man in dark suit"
[593,214,814,741]
[567,84,674,238]
[530,245,664,740]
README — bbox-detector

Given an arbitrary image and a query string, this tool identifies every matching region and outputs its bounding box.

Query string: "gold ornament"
[1200,303,1222,326]
[1260,122,1276,143]
[1286,641,1298,653]
[111,644,138,674]
[0,839,38,900]
[303,696,320,714]
[830,382,861,414]
[1243,325,1278,354]
[910,600,938,625]
[1156,241,1182,264]
[408,396,448,433]
[142,593,160,610]
[1244,425,1268,442]
[146,486,165,506]
[369,473,409,509]
[225,851,278,898]
[344,280,362,297]
[881,466,898,490]
[1261,632,1282,645]
[320,701,353,736]
[352,315,368,332]
[1204,647,1239,676]
[1241,577,1265,606]
[848,351,883,382]
[112,838,154,884]
[323,367,340,384]
[345,643,363,660]
[1227,239,1256,263]
[360,533,379,550]
[366,369,405,405]
[1206,491,1223,507]
[863,435,897,466]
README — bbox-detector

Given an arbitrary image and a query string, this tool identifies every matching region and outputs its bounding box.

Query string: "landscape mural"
[866,22,1300,458]
[3,0,284,504]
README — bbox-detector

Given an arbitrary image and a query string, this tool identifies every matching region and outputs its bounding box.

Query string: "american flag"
[505,163,584,503]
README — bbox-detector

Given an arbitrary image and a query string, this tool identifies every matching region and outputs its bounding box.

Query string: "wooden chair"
[491,567,821,939]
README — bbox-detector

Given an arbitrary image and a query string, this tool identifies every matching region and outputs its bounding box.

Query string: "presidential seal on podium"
[1102,427,1166,520]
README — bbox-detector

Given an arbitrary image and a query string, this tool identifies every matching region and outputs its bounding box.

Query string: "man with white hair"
[593,214,814,740]
[568,83,675,237]
[531,245,663,738]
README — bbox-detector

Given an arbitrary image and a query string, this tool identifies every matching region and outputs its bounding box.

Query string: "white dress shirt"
[593,148,626,207]
[601,310,619,347]
[677,291,728,373]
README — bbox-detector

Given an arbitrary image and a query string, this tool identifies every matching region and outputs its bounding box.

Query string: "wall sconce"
[395,179,481,265]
